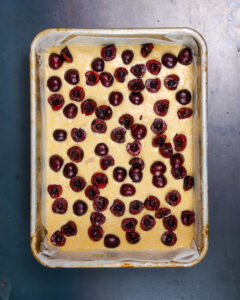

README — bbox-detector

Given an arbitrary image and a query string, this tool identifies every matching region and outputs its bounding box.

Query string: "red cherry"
[100,72,114,87]
[90,212,106,226]
[69,86,85,102]
[145,78,161,93]
[141,43,154,57]
[91,57,104,72]
[177,107,193,119]
[129,200,144,215]
[61,221,77,237]
[140,215,156,231]
[120,184,136,196]
[91,118,107,134]
[152,134,166,147]
[183,176,194,191]
[50,231,66,247]
[178,47,192,65]
[111,127,126,143]
[146,59,161,75]
[67,146,84,163]
[88,225,104,241]
[152,175,167,188]
[144,195,160,211]
[126,140,142,156]
[81,99,97,116]
[150,161,166,176]
[85,185,100,200]
[119,114,134,129]
[165,190,181,206]
[122,49,134,64]
[170,153,184,167]
[64,69,79,85]
[100,155,115,170]
[110,199,125,217]
[121,218,137,232]
[101,45,116,61]
[85,70,99,86]
[60,46,73,62]
[130,64,146,78]
[48,53,63,69]
[73,200,88,216]
[47,184,62,198]
[126,232,141,244]
[48,94,64,111]
[91,172,108,189]
[171,165,187,179]
[163,215,178,231]
[131,123,147,140]
[128,79,145,92]
[155,208,171,219]
[164,75,180,90]
[93,196,109,212]
[161,231,177,246]
[52,198,68,214]
[70,176,86,192]
[161,53,177,68]
[159,143,173,158]
[151,118,167,134]
[114,67,128,83]
[71,128,86,142]
[181,210,195,225]
[153,100,169,116]
[173,134,187,151]
[95,105,112,120]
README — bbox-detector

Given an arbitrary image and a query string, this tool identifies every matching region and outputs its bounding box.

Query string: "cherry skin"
[161,53,177,68]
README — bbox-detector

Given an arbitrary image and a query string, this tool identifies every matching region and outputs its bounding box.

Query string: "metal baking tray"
[30,28,208,268]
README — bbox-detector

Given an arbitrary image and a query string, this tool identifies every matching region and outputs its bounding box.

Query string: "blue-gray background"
[1,0,240,299]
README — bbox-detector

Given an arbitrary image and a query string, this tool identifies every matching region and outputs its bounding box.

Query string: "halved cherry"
[119,114,134,129]
[48,53,63,69]
[61,221,77,237]
[71,128,86,142]
[47,76,62,92]
[152,175,167,188]
[129,200,144,215]
[140,215,156,231]
[48,94,64,110]
[85,185,100,200]
[170,153,184,167]
[126,140,142,156]
[141,43,154,57]
[120,184,136,196]
[52,198,68,214]
[63,103,78,119]
[155,207,171,219]
[150,161,166,176]
[183,176,194,191]
[63,162,78,179]
[121,218,137,232]
[47,184,62,198]
[88,225,104,241]
[131,123,147,140]
[101,44,116,61]
[91,57,105,72]
[145,78,161,93]
[171,165,187,179]
[126,232,141,244]
[178,47,192,65]
[100,155,115,170]
[163,215,178,231]
[90,212,106,226]
[146,60,161,75]
[165,190,181,206]
[129,167,143,183]
[152,134,166,147]
[130,64,146,78]
[95,105,112,120]
[111,127,126,143]
[151,118,167,134]
[50,230,66,247]
[49,155,63,172]
[60,46,73,62]
[67,146,84,163]
[113,167,127,182]
[153,100,169,116]
[85,70,99,86]
[122,49,134,64]
[173,134,187,151]
[69,86,85,102]
[144,195,160,210]
[108,91,123,106]
[177,107,193,119]
[110,199,125,217]
[181,210,195,225]
[128,79,145,92]
[164,75,180,90]
[129,92,144,105]
[73,200,88,216]
[81,99,97,115]
[93,196,109,212]
[161,231,177,246]
[159,143,173,158]
[104,234,120,248]
[161,53,177,68]
[129,157,145,170]
[100,72,114,87]
[175,89,192,105]
[64,69,79,85]
[95,143,109,156]
[70,176,86,192]
[114,67,128,83]
[53,129,67,142]
[91,172,108,189]
[91,118,107,134]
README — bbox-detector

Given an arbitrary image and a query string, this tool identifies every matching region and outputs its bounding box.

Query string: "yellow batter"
[44,44,194,251]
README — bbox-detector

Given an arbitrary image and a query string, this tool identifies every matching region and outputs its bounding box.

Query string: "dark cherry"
[91,172,108,189]
[170,153,184,167]
[171,165,187,179]
[177,107,193,119]
[144,195,160,211]
[63,103,78,119]
[146,59,161,75]
[164,75,180,90]
[121,218,137,232]
[183,176,194,191]
[141,43,154,57]
[110,199,125,217]
[52,198,68,214]
[161,231,177,246]
[64,69,79,85]
[47,76,62,92]
[151,118,167,135]
[73,200,88,216]
[153,100,169,116]
[128,79,145,92]
[129,92,144,105]
[91,118,107,134]
[122,49,134,64]
[85,70,99,86]
[120,184,136,196]
[49,155,63,172]
[104,234,120,248]
[119,114,134,129]
[93,196,109,212]
[60,46,73,62]
[53,129,67,141]
[113,167,127,182]
[152,175,167,188]
[50,231,66,247]
[126,232,141,244]
[130,64,146,78]
[163,215,178,231]
[108,91,123,106]
[111,127,126,143]
[88,225,104,241]
[129,157,145,170]
[173,134,187,152]
[67,146,84,163]
[85,185,100,200]
[101,45,116,61]
[114,67,128,83]
[159,143,173,158]
[48,94,64,111]
[126,140,142,156]
[81,99,97,115]
[161,53,177,68]
[155,207,171,219]
[152,134,166,147]
[176,89,192,105]
[91,57,105,72]
[131,123,147,140]
[47,184,62,198]
[129,167,143,183]
[181,210,195,225]
[145,78,161,93]
[90,212,106,226]
[95,143,109,156]
[129,200,144,215]
[63,162,78,178]
[95,105,112,120]
[70,176,86,192]
[69,86,85,102]
[166,190,181,206]
[178,47,192,65]
[140,215,156,231]
[61,221,77,237]
[48,53,63,69]
[100,72,114,87]
[100,155,115,170]
[71,128,86,142]
[150,161,166,176]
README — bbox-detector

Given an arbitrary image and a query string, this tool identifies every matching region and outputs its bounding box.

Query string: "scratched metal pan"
[30,28,208,268]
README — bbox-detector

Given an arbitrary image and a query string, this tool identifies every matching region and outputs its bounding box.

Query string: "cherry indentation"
[177,107,193,119]
[130,64,146,78]
[93,196,109,212]
[126,140,142,156]
[128,79,145,92]
[85,70,99,86]
[121,218,137,232]
[95,105,112,120]
[88,225,104,241]
[145,78,161,93]
[163,215,178,231]
[164,75,180,90]
[85,185,100,200]
[181,210,195,225]
[101,45,116,61]
[161,231,177,246]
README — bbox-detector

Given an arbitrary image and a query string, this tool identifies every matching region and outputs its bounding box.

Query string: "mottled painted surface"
[0,0,240,299]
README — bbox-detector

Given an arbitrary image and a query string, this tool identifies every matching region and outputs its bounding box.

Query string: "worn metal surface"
[0,0,240,299]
